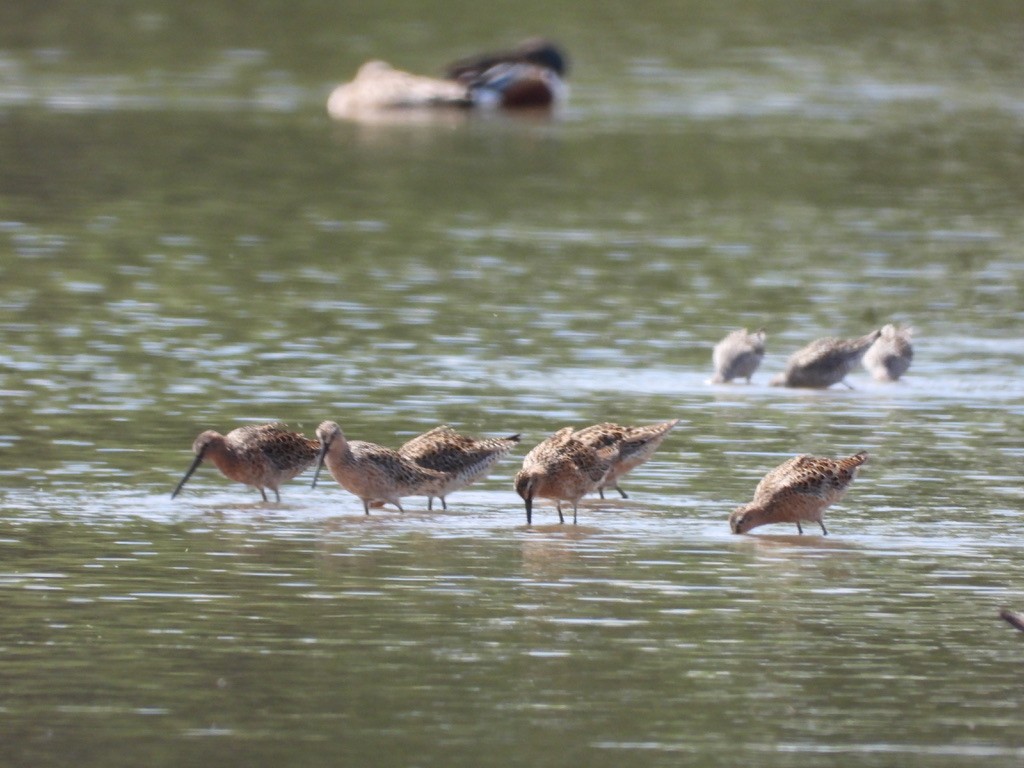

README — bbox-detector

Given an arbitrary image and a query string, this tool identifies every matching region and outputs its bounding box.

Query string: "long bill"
[311,443,330,489]
[524,495,532,525]
[171,453,205,499]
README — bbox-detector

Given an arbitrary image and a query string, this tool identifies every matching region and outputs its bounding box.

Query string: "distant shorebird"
[862,324,913,382]
[729,451,868,535]
[171,423,319,502]
[711,328,766,384]
[1000,609,1024,633]
[514,427,618,525]
[574,419,680,499]
[770,330,881,388]
[311,421,447,514]
[327,38,568,117]
[399,425,520,510]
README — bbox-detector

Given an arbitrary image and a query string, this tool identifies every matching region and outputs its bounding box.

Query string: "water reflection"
[3,1,1024,765]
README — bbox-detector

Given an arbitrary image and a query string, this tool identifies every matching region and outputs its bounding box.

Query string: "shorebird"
[999,609,1024,633]
[171,423,319,502]
[327,38,568,118]
[729,451,868,535]
[711,328,766,384]
[770,330,881,388]
[514,427,618,525]
[862,324,913,382]
[311,421,448,514]
[574,419,681,499]
[398,425,520,510]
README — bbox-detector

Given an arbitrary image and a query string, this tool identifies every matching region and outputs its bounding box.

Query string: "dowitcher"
[862,324,913,382]
[514,427,618,525]
[711,328,766,384]
[729,451,868,535]
[770,330,881,389]
[327,39,568,118]
[171,423,319,502]
[999,609,1024,633]
[399,425,520,510]
[311,421,448,514]
[574,419,681,499]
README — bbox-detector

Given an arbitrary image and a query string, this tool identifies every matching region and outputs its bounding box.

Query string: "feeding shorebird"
[770,330,881,388]
[574,419,681,499]
[729,452,868,535]
[711,328,766,384]
[398,425,520,510]
[327,38,568,118]
[862,324,913,382]
[311,421,448,514]
[514,427,618,525]
[171,423,319,502]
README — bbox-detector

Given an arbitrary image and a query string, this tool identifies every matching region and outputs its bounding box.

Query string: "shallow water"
[2,2,1024,766]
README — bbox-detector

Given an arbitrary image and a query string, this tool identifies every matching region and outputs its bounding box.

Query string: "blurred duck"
[710,328,766,384]
[770,330,881,389]
[327,38,568,118]
[862,324,913,382]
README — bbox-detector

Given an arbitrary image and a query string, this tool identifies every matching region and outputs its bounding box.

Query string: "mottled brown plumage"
[771,330,881,388]
[171,423,319,502]
[729,451,868,535]
[574,419,680,499]
[514,427,617,525]
[399,425,520,510]
[711,328,766,384]
[862,324,913,382]
[311,421,448,514]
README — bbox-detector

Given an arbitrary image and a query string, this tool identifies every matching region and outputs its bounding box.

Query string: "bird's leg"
[616,485,629,499]
[259,488,269,502]
[819,521,828,535]
[440,497,447,511]
[273,489,281,503]
[598,487,606,500]
[796,521,803,534]
[556,501,564,524]
[427,497,434,511]
[572,502,578,525]
[362,500,371,515]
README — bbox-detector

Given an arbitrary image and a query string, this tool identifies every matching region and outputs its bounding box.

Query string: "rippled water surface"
[2,1,1024,766]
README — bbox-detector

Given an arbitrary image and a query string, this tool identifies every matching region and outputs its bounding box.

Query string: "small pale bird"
[770,330,881,388]
[711,328,766,384]
[514,427,618,525]
[171,423,319,502]
[862,324,913,382]
[311,421,448,514]
[398,425,520,510]
[573,419,680,499]
[729,451,869,535]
